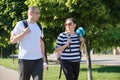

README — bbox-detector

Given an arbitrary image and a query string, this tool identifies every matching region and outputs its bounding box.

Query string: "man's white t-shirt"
[12,20,43,60]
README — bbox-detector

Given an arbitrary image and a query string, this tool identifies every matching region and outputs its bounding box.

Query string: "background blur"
[0,0,120,58]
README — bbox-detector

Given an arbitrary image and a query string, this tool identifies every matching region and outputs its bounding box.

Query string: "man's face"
[30,8,40,21]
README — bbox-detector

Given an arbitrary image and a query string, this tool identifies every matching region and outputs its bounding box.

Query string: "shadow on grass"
[94,66,120,73]
[80,65,120,73]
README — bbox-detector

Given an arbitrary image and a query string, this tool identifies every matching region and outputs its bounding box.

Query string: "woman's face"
[65,19,76,31]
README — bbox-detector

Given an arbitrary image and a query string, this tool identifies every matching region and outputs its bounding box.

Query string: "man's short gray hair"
[28,6,38,12]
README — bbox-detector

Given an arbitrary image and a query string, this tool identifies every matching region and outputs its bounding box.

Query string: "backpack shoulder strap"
[36,22,43,39]
[22,20,28,28]
[36,21,42,31]
[22,20,42,30]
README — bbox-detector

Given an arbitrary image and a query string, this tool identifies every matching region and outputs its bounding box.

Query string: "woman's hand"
[55,39,71,54]
[80,37,85,42]
[80,37,85,50]
[66,39,72,47]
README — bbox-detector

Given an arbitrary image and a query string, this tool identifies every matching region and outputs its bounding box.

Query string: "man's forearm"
[40,38,46,63]
[10,27,31,44]
[10,32,25,44]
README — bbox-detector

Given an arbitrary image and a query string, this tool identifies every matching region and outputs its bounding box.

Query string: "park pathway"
[0,66,19,80]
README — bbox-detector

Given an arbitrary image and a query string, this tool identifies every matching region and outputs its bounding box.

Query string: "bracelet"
[43,63,48,66]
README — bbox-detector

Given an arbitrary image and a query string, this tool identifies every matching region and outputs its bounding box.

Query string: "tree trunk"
[84,40,93,80]
[1,48,3,59]
[113,47,120,55]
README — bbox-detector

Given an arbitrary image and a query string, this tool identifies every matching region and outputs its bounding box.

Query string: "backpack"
[22,20,48,66]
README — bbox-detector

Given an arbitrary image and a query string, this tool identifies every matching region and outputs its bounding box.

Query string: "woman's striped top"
[56,32,81,62]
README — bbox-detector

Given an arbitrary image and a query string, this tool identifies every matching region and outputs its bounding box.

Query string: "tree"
[25,0,120,52]
[0,0,27,57]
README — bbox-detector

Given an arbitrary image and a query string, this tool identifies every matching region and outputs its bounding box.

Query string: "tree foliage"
[26,0,120,52]
[0,0,120,56]
[0,0,27,47]
[0,0,27,57]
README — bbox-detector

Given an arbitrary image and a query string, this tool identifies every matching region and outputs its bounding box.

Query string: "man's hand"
[22,27,31,36]
[43,62,48,70]
[10,27,31,44]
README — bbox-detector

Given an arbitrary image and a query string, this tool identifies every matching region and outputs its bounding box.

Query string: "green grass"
[0,58,18,70]
[0,58,120,80]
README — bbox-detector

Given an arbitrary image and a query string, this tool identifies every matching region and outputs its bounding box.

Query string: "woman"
[55,18,84,80]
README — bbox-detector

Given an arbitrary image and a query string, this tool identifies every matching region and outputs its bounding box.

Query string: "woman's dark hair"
[65,18,78,31]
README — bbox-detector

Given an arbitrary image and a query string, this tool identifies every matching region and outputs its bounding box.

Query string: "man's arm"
[40,38,46,63]
[10,27,31,44]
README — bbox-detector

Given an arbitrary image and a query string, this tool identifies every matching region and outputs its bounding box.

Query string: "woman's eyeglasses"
[65,23,72,26]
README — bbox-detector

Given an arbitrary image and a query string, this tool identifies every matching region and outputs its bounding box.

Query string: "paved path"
[48,54,120,66]
[0,66,33,80]
[0,66,19,80]
[0,55,120,80]
[81,55,120,66]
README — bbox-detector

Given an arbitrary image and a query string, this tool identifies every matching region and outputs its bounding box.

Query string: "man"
[10,6,46,80]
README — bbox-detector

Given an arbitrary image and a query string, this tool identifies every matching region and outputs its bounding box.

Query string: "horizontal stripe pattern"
[56,32,81,62]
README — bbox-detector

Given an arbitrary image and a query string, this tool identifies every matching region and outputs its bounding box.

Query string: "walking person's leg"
[32,58,43,80]
[61,60,74,80]
[18,59,34,80]
[72,62,80,80]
